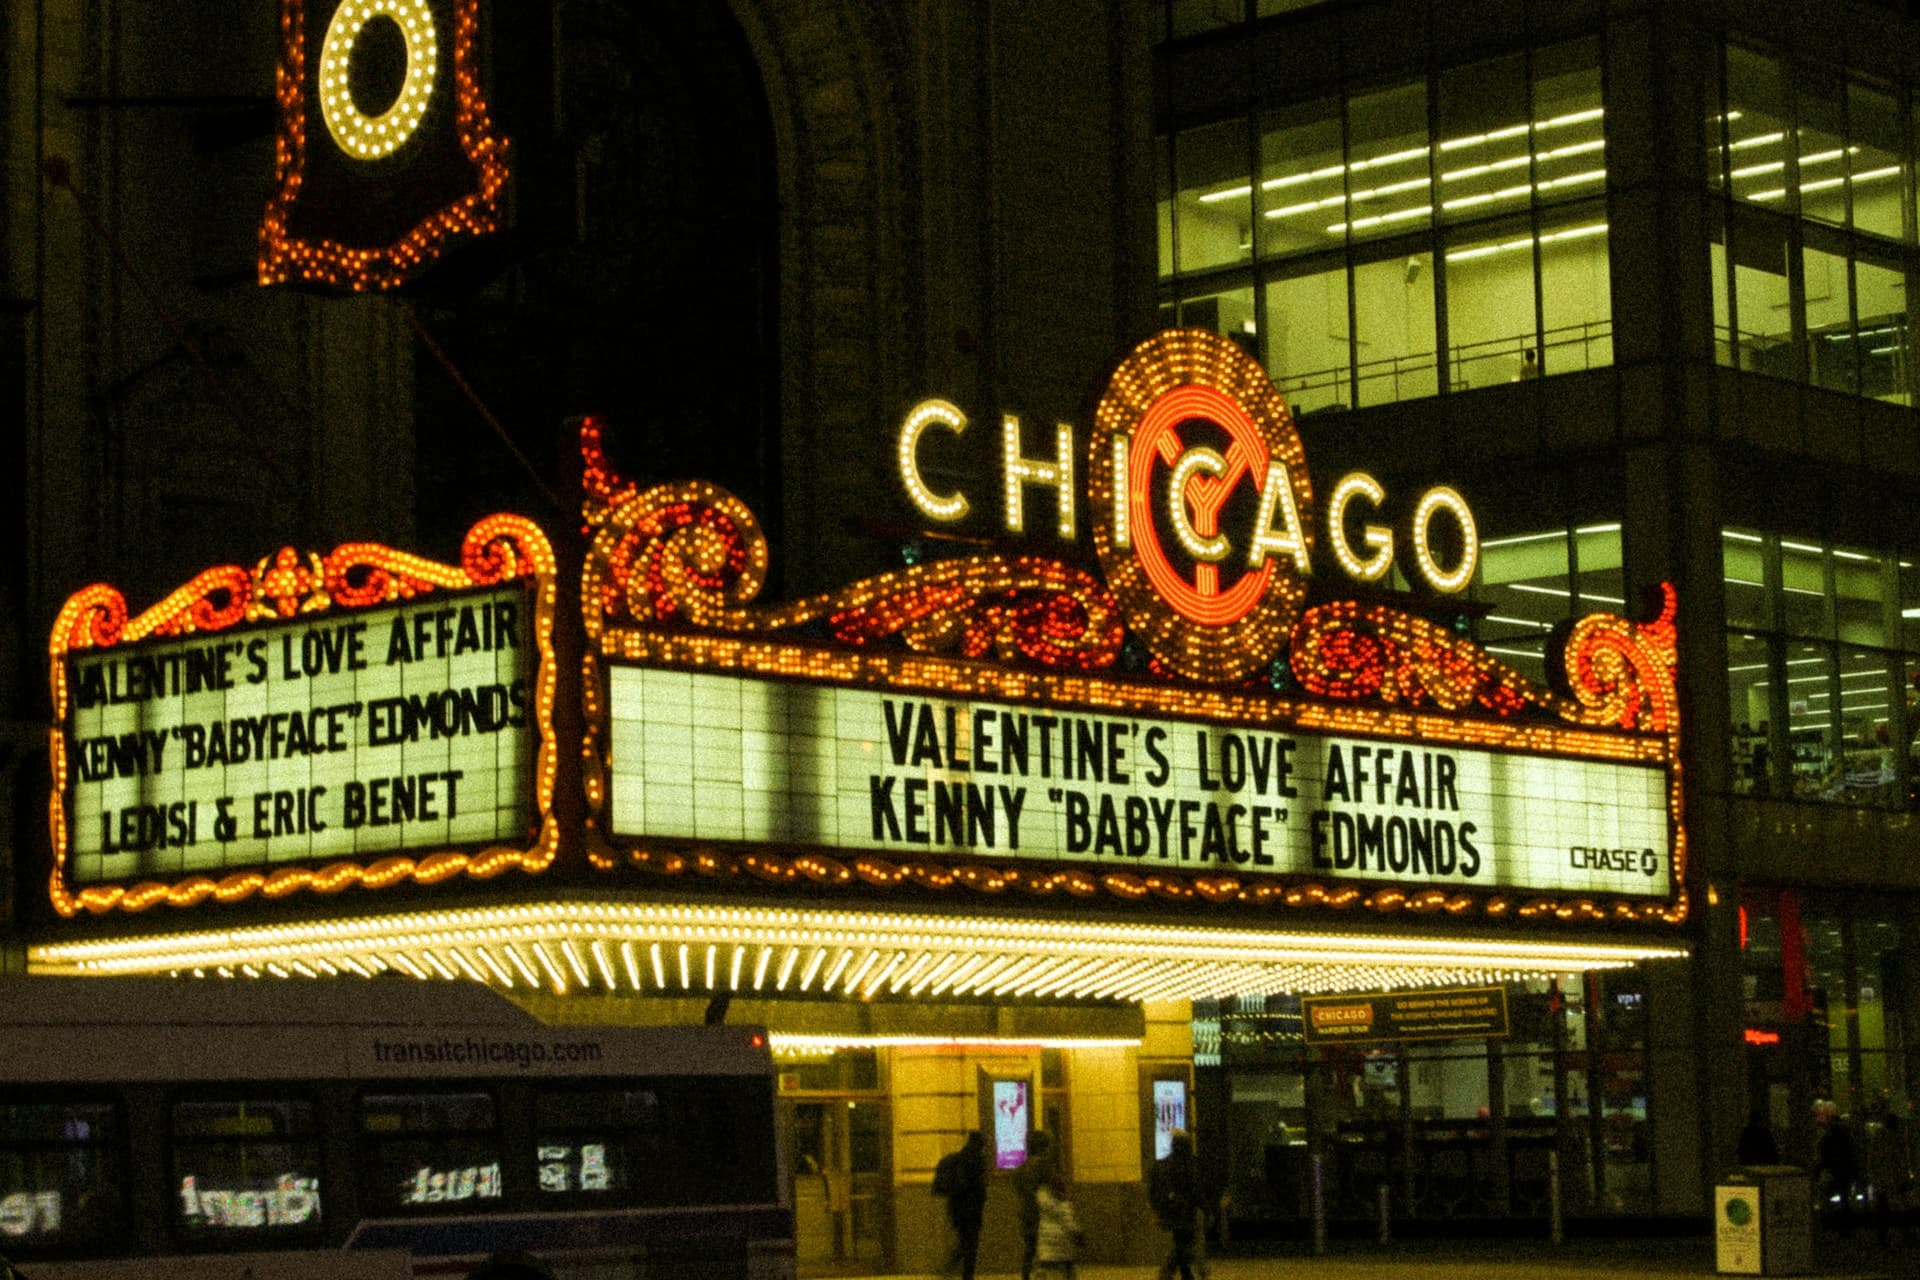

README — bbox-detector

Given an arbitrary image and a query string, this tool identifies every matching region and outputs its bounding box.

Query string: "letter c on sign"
[318,0,439,160]
[897,399,971,522]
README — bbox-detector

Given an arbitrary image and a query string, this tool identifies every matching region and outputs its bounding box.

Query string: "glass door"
[787,1097,890,1269]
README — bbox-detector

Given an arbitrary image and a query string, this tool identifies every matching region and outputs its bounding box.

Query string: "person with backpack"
[1014,1129,1061,1280]
[1149,1131,1199,1280]
[933,1130,989,1280]
[1034,1168,1082,1279]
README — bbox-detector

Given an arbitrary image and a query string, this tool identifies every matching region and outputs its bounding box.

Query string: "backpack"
[932,1150,964,1197]
[1149,1159,1191,1223]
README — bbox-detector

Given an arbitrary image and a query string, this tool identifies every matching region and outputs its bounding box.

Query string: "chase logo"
[1570,846,1659,876]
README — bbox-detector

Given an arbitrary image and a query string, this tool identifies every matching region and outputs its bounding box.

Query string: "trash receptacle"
[1715,1165,1813,1275]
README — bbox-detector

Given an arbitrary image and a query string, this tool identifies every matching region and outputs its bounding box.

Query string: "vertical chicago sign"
[259,0,509,291]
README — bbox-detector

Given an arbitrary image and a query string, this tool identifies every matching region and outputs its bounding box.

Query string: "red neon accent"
[1779,889,1811,1020]
[1743,1028,1781,1046]
[1739,904,1748,950]
[1128,384,1274,627]
[750,1034,766,1048]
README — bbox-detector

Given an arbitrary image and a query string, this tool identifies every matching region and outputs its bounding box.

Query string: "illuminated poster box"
[48,516,558,916]
[606,669,1671,899]
[1301,986,1511,1045]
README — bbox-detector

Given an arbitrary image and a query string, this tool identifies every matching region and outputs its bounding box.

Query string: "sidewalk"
[844,1235,1918,1280]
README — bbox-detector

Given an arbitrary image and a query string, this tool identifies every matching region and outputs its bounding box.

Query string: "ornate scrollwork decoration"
[1289,601,1550,717]
[582,421,1123,669]
[1551,582,1680,734]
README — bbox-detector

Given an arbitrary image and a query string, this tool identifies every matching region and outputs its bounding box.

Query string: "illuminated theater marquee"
[48,517,559,915]
[68,588,527,880]
[607,670,1670,898]
[582,329,1688,926]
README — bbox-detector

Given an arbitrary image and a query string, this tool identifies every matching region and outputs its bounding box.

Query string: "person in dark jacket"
[1737,1109,1780,1165]
[1816,1110,1861,1236]
[934,1130,989,1280]
[1014,1129,1061,1280]
[1149,1132,1199,1280]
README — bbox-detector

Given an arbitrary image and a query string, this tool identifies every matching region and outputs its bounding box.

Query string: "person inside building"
[1865,1102,1914,1246]
[1737,1108,1780,1165]
[1514,348,1541,380]
[1150,1131,1199,1280]
[1815,1105,1861,1236]
[933,1130,988,1280]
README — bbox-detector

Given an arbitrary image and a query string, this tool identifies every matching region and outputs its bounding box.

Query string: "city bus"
[0,975,792,1280]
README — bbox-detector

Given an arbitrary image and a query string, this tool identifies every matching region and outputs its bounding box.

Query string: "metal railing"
[1272,319,1614,413]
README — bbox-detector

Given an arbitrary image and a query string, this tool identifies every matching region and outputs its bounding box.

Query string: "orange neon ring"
[1127,383,1274,628]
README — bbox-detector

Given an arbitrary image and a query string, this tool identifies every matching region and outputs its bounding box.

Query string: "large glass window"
[1853,253,1911,405]
[1354,250,1436,404]
[1447,215,1539,389]
[1710,43,1920,405]
[171,1097,323,1242]
[1162,40,1610,410]
[1173,121,1254,274]
[1345,83,1431,247]
[1723,528,1920,809]
[1728,631,1778,797]
[360,1091,502,1213]
[0,1098,121,1255]
[1723,47,1794,213]
[1540,207,1613,375]
[1260,100,1344,260]
[535,1079,779,1208]
[1848,83,1906,242]
[1471,521,1622,686]
[1264,259,1348,412]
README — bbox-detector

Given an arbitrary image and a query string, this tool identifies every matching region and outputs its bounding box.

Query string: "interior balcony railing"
[1272,318,1615,416]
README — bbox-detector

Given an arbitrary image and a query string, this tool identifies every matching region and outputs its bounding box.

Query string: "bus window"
[0,1097,122,1255]
[171,1097,323,1242]
[533,1086,657,1198]
[360,1091,502,1212]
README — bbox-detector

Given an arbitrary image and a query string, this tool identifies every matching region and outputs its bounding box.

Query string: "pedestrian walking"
[1014,1129,1061,1280]
[1149,1131,1199,1280]
[1034,1170,1082,1279]
[933,1130,989,1280]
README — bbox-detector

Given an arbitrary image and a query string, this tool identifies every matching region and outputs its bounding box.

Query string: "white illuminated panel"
[607,668,1672,898]
[66,586,531,883]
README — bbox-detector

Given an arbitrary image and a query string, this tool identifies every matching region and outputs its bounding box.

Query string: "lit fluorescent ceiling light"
[28,901,1686,1004]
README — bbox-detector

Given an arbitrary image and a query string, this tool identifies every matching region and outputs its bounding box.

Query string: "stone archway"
[726,0,914,595]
